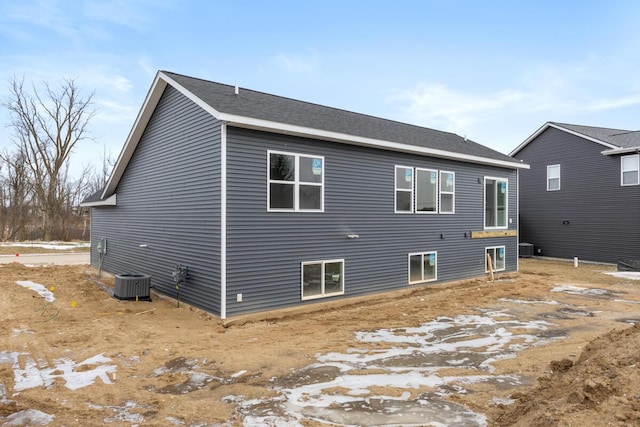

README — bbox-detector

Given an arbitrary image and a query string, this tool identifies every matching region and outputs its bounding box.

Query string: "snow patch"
[15,281,55,302]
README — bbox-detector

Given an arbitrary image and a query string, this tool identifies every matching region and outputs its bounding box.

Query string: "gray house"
[83,71,527,319]
[511,122,640,263]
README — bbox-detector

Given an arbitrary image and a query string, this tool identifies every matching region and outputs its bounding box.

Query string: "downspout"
[220,123,227,319]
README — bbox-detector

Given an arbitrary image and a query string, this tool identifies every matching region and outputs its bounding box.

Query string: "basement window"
[485,246,506,272]
[621,154,639,186]
[547,164,561,191]
[301,259,344,300]
[268,151,324,211]
[408,251,437,284]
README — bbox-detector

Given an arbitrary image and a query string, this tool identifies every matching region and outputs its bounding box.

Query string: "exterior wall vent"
[114,274,151,301]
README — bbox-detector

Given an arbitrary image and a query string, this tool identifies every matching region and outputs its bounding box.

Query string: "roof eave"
[226,116,528,169]
[601,147,640,156]
[80,194,117,207]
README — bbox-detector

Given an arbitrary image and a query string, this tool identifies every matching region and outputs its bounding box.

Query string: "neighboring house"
[511,122,640,264]
[82,70,527,319]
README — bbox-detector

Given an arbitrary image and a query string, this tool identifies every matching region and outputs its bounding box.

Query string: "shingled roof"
[163,71,518,164]
[511,122,640,156]
[95,71,526,202]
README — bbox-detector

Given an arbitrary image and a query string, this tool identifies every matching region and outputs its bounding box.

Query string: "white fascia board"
[601,147,640,156]
[159,72,223,118]
[105,70,526,199]
[102,72,169,198]
[511,122,619,157]
[223,114,529,170]
[509,122,551,156]
[80,194,117,207]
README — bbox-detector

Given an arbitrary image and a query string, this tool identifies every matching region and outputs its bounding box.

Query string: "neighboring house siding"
[90,86,222,314]
[515,127,640,263]
[225,127,518,316]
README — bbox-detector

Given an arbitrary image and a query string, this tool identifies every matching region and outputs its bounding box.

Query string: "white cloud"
[394,84,528,131]
[390,58,640,154]
[272,51,320,73]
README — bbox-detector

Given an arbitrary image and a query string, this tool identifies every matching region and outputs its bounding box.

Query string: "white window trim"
[301,259,345,301]
[395,165,414,213]
[547,164,561,191]
[267,150,324,212]
[485,246,506,273]
[484,176,508,230]
[408,251,438,284]
[415,168,438,214]
[621,154,640,186]
[439,171,455,214]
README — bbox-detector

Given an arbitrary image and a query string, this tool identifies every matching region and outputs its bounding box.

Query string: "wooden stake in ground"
[486,253,495,281]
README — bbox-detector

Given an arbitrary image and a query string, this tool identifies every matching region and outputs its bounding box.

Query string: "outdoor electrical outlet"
[237,293,242,303]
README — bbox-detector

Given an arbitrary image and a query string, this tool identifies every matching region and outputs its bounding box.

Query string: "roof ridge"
[552,121,632,133]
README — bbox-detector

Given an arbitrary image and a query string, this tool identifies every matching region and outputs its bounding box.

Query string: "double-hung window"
[408,251,437,284]
[486,246,505,272]
[415,168,438,213]
[395,166,414,213]
[484,177,508,228]
[621,154,639,186]
[301,259,344,300]
[268,151,324,211]
[439,171,455,214]
[547,165,560,191]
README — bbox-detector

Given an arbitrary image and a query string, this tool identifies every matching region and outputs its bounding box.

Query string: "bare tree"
[86,144,115,196]
[0,149,34,240]
[4,76,95,240]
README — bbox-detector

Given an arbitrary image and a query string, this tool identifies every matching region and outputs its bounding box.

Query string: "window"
[395,166,413,213]
[547,164,560,191]
[301,259,344,300]
[621,154,639,186]
[439,171,455,214]
[268,151,324,211]
[484,177,508,229]
[485,246,506,272]
[408,251,437,284]
[415,168,438,213]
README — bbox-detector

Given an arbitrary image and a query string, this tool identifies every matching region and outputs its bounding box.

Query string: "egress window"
[547,165,560,191]
[408,251,437,284]
[484,177,508,229]
[301,259,344,300]
[268,151,324,211]
[485,246,505,272]
[621,154,639,186]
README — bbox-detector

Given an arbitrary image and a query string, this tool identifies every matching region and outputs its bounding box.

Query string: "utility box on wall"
[114,274,151,301]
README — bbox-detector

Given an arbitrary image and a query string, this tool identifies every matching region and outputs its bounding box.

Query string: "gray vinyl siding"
[90,86,222,315]
[515,127,640,263]
[225,127,518,316]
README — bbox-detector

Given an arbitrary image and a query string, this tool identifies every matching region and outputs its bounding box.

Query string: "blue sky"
[2,0,640,177]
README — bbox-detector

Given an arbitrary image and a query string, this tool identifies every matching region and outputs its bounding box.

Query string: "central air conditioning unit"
[114,274,151,301]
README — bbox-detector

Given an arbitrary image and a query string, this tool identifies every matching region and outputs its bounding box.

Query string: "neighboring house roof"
[95,71,528,202]
[510,121,640,157]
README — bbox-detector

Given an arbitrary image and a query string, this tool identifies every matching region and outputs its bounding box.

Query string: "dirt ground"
[1,258,640,426]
